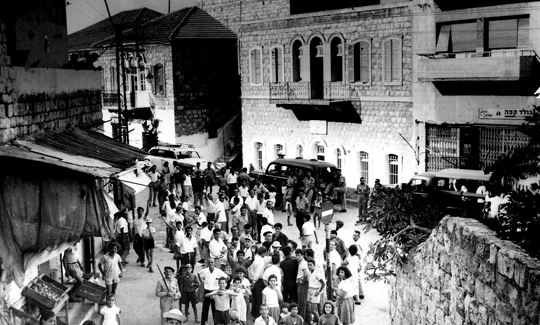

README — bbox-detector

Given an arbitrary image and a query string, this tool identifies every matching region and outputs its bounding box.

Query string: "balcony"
[269,81,357,103]
[102,92,120,108]
[417,50,539,82]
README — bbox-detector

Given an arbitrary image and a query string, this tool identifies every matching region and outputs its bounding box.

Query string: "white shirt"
[302,221,316,236]
[230,195,244,207]
[167,211,184,225]
[200,227,213,242]
[183,175,192,186]
[337,228,353,248]
[255,200,266,214]
[239,186,250,197]
[180,235,197,254]
[148,171,160,182]
[216,201,226,222]
[262,208,274,225]
[329,249,342,268]
[227,173,238,184]
[115,218,128,234]
[263,265,282,289]
[209,238,227,259]
[134,217,146,236]
[249,255,265,282]
[199,267,227,291]
[174,229,185,247]
[245,196,258,211]
[196,212,207,226]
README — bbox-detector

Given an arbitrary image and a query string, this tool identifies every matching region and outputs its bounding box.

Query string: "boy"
[301,215,318,249]
[313,193,323,229]
[177,264,199,323]
[98,243,124,297]
[205,277,238,325]
[307,259,325,324]
[254,304,277,325]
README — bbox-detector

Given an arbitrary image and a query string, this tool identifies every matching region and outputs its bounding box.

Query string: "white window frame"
[270,45,285,84]
[296,144,303,158]
[347,38,372,85]
[275,144,284,158]
[382,36,402,85]
[255,142,264,170]
[388,154,399,185]
[317,145,325,161]
[249,47,263,86]
[336,148,342,169]
[359,151,369,184]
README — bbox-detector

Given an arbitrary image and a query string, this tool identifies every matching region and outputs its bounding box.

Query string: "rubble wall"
[390,216,540,325]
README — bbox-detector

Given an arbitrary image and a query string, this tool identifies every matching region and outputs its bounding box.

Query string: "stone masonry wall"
[390,216,540,325]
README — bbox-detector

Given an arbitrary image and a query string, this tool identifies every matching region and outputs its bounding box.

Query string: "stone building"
[69,7,241,162]
[413,0,540,172]
[200,0,416,187]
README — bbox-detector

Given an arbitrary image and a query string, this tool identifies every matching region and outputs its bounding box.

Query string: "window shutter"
[384,40,392,82]
[436,25,451,53]
[250,50,256,83]
[255,50,261,84]
[277,48,283,83]
[271,48,277,83]
[518,17,529,48]
[391,39,400,82]
[359,41,369,83]
[346,44,355,83]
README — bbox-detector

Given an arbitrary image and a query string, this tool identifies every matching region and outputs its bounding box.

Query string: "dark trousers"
[252,278,265,318]
[297,281,310,322]
[133,234,145,263]
[194,191,204,207]
[201,290,216,324]
[282,280,298,303]
[117,234,130,261]
[296,211,305,236]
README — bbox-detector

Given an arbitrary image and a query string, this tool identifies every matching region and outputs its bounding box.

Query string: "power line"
[80,0,107,18]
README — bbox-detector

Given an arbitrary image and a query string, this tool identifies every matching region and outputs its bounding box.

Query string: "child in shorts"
[313,193,323,229]
[177,264,199,323]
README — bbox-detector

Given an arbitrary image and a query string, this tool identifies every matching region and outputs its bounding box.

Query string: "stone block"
[6,102,13,117]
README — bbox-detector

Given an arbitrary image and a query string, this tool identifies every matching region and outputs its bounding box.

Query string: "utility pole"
[104,0,129,144]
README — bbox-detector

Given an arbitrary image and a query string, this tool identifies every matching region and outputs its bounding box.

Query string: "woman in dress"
[342,245,362,305]
[100,294,121,325]
[333,266,355,325]
[317,301,340,325]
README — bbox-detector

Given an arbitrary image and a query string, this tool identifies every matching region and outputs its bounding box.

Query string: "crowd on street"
[96,162,380,325]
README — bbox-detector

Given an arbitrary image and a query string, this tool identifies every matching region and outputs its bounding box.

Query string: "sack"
[196,282,205,302]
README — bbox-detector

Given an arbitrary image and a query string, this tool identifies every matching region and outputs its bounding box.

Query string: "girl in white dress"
[100,294,121,325]
[231,277,249,324]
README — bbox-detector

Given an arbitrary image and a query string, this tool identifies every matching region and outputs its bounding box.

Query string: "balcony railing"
[418,49,537,60]
[269,81,357,102]
[102,92,121,108]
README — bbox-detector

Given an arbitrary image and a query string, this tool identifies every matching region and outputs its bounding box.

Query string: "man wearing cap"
[270,241,285,262]
[142,217,156,273]
[272,223,289,248]
[250,246,267,318]
[163,309,186,325]
[198,259,229,325]
[261,231,274,251]
[355,177,370,224]
[155,266,181,325]
[280,246,298,303]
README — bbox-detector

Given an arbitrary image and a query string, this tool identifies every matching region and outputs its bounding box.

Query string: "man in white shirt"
[250,246,267,318]
[198,258,229,325]
[199,219,215,266]
[245,189,258,232]
[230,188,244,207]
[352,230,363,254]
[254,193,267,240]
[147,165,161,206]
[209,228,228,270]
[238,180,250,201]
[296,249,310,321]
[194,205,207,229]
[133,205,149,266]
[328,240,342,278]
[180,226,197,269]
[259,218,275,243]
[227,170,238,197]
[173,221,185,270]
[115,210,130,266]
[262,201,275,226]
[301,214,318,249]
[215,195,227,230]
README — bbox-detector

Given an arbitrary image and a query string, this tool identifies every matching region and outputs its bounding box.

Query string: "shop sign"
[479,108,534,120]
[310,120,327,135]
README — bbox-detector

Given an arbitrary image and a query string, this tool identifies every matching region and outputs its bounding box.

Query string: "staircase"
[214,114,241,167]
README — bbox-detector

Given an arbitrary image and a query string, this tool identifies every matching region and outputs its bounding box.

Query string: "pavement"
[88,190,390,325]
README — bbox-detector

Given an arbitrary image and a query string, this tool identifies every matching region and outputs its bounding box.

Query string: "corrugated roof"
[97,6,236,46]
[0,128,148,177]
[68,8,163,51]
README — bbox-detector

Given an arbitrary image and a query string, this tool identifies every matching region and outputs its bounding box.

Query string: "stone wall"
[390,216,540,325]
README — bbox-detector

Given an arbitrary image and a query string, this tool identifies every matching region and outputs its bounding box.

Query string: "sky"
[66,0,198,34]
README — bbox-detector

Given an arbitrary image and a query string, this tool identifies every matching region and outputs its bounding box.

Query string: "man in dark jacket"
[280,246,299,303]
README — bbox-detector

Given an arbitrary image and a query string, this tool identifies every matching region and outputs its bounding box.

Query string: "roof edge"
[168,6,197,40]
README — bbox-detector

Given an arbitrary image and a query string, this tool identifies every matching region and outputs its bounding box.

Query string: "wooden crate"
[9,307,40,325]
[73,280,106,304]
[22,275,69,310]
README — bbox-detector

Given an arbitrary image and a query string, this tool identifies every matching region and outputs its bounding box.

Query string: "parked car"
[250,158,338,202]
[146,143,222,173]
[407,168,492,213]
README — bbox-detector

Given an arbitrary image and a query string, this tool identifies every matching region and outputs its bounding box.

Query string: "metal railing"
[269,81,358,101]
[102,92,121,108]
[418,49,538,60]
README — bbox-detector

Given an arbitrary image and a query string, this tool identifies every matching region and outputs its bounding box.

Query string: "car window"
[177,152,190,159]
[150,149,176,159]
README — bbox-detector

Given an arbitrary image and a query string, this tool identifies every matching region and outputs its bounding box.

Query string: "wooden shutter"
[518,17,529,48]
[359,41,369,83]
[271,48,277,83]
[391,39,400,82]
[436,25,451,53]
[346,44,355,83]
[384,40,392,82]
[277,48,283,83]
[255,50,261,84]
[250,50,256,83]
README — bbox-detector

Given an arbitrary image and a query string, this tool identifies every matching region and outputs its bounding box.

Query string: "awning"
[116,167,151,195]
[276,101,362,123]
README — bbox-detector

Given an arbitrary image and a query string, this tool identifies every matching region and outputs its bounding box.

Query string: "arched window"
[297,144,303,158]
[255,142,264,170]
[275,144,284,158]
[109,65,117,91]
[292,40,303,82]
[336,148,342,169]
[388,154,399,184]
[317,145,325,161]
[359,151,369,184]
[330,37,343,82]
[249,48,263,85]
[309,37,324,99]
[154,64,164,94]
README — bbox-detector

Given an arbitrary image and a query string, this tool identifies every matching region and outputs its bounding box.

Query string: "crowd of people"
[100,162,369,325]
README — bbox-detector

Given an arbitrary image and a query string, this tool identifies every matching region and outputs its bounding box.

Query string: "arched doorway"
[310,37,324,99]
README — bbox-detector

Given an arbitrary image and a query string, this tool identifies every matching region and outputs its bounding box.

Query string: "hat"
[163,309,186,322]
[271,241,282,248]
[146,217,153,223]
[244,235,253,242]
[164,266,175,273]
